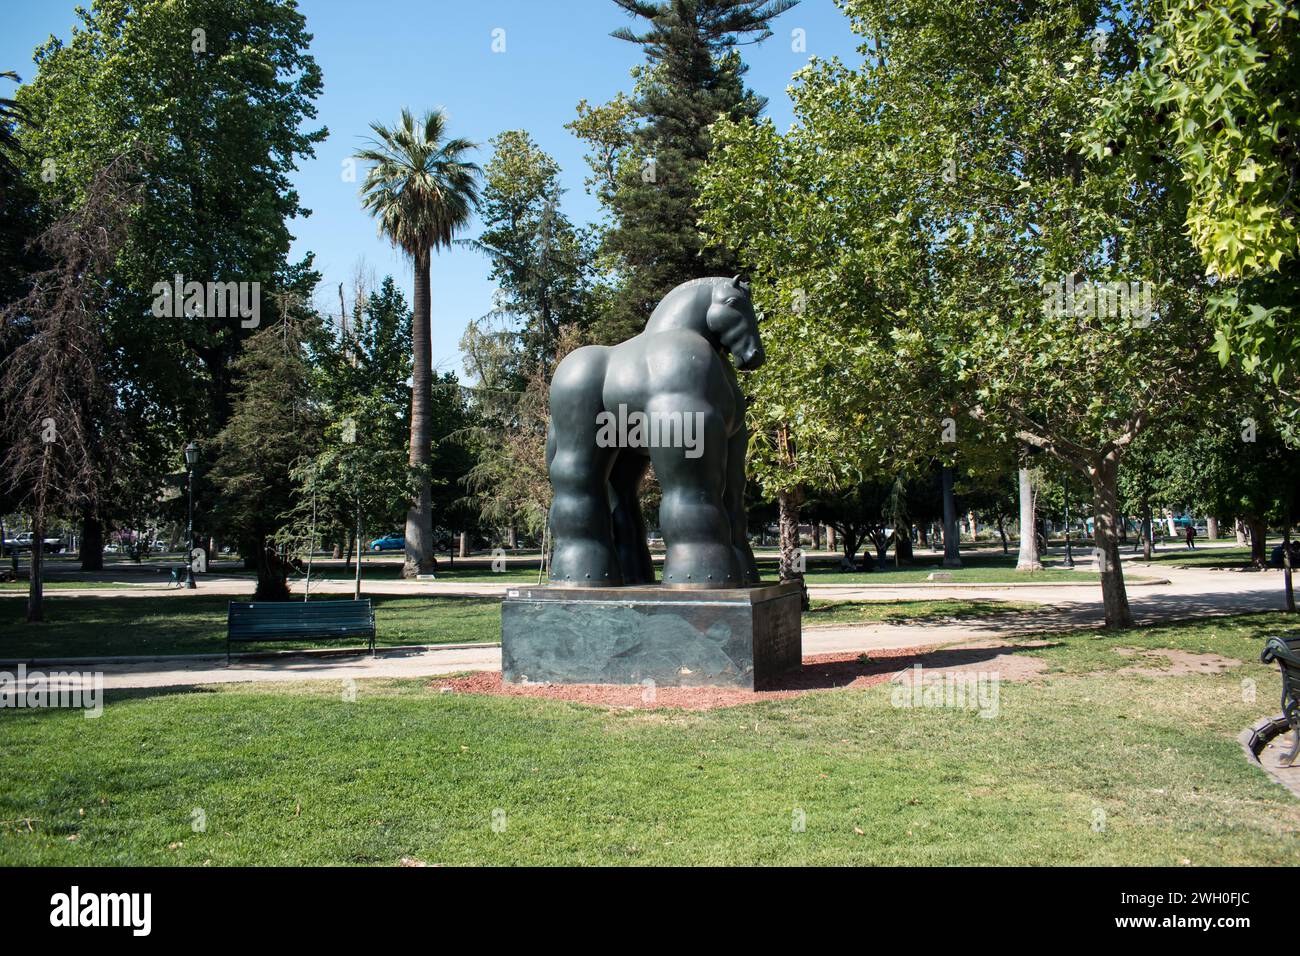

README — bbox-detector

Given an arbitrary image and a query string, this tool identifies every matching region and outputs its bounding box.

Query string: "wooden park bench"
[226,599,376,665]
[1260,635,1300,767]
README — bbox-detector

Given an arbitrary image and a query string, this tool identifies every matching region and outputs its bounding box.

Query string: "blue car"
[370,533,404,552]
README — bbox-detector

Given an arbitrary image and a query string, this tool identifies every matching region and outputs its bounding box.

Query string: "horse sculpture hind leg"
[547,345,623,585]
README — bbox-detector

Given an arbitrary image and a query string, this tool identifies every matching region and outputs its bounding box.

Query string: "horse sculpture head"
[706,275,765,371]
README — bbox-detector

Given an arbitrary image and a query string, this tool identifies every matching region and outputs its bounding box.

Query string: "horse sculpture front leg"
[646,392,745,588]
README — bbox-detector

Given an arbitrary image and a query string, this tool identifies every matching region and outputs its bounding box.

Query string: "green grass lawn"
[0,581,156,591]
[805,598,1041,626]
[793,551,1134,585]
[0,595,501,659]
[1133,545,1269,570]
[0,612,1294,866]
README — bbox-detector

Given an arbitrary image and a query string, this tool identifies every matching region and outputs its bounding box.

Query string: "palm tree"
[0,71,26,180]
[356,109,480,577]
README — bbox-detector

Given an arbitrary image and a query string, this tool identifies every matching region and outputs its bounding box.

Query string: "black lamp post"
[1063,475,1075,568]
[184,441,199,589]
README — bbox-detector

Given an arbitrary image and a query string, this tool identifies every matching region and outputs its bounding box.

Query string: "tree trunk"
[918,524,928,547]
[1165,510,1177,537]
[1016,466,1041,571]
[1088,456,1132,628]
[404,250,435,577]
[28,513,45,623]
[896,525,913,564]
[941,464,962,568]
[254,541,290,601]
[826,525,836,552]
[458,531,469,558]
[1206,517,1218,541]
[80,512,104,572]
[1142,499,1153,560]
[1235,517,1248,546]
[778,488,808,609]
[1284,519,1295,613]
[1247,515,1267,567]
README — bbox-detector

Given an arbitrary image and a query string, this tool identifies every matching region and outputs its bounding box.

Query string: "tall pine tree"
[578,0,797,341]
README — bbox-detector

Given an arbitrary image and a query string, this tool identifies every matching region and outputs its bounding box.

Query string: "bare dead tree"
[0,150,140,621]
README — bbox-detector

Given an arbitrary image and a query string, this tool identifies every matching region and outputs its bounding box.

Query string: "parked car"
[3,532,61,553]
[369,533,405,552]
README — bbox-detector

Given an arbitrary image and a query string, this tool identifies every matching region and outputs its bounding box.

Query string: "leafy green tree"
[210,314,322,600]
[1158,402,1300,571]
[15,0,327,560]
[464,325,586,543]
[1096,1,1298,407]
[0,70,25,180]
[464,130,598,383]
[356,108,480,577]
[460,132,603,541]
[297,276,415,563]
[703,0,1229,628]
[567,94,636,208]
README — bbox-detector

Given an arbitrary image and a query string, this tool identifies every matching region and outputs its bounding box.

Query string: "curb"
[1238,713,1290,766]
[0,641,502,668]
[1238,714,1299,800]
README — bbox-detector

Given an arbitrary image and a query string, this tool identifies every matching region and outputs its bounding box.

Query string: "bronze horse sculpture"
[546,276,764,588]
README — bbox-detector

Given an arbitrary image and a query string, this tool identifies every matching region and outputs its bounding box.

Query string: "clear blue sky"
[2,0,865,378]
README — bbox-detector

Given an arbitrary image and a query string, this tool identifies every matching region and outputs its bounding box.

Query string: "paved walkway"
[55,644,503,690]
[5,556,1289,691]
[5,551,1289,691]
[1258,733,1300,799]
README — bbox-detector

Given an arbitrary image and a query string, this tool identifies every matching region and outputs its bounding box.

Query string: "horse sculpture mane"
[643,276,750,335]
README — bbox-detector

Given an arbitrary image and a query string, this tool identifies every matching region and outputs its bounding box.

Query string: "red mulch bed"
[429,646,946,711]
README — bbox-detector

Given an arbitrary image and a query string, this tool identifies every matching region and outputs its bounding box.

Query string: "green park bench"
[226,599,376,665]
[1260,635,1300,767]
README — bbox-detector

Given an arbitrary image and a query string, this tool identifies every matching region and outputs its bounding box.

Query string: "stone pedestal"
[501,582,802,689]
